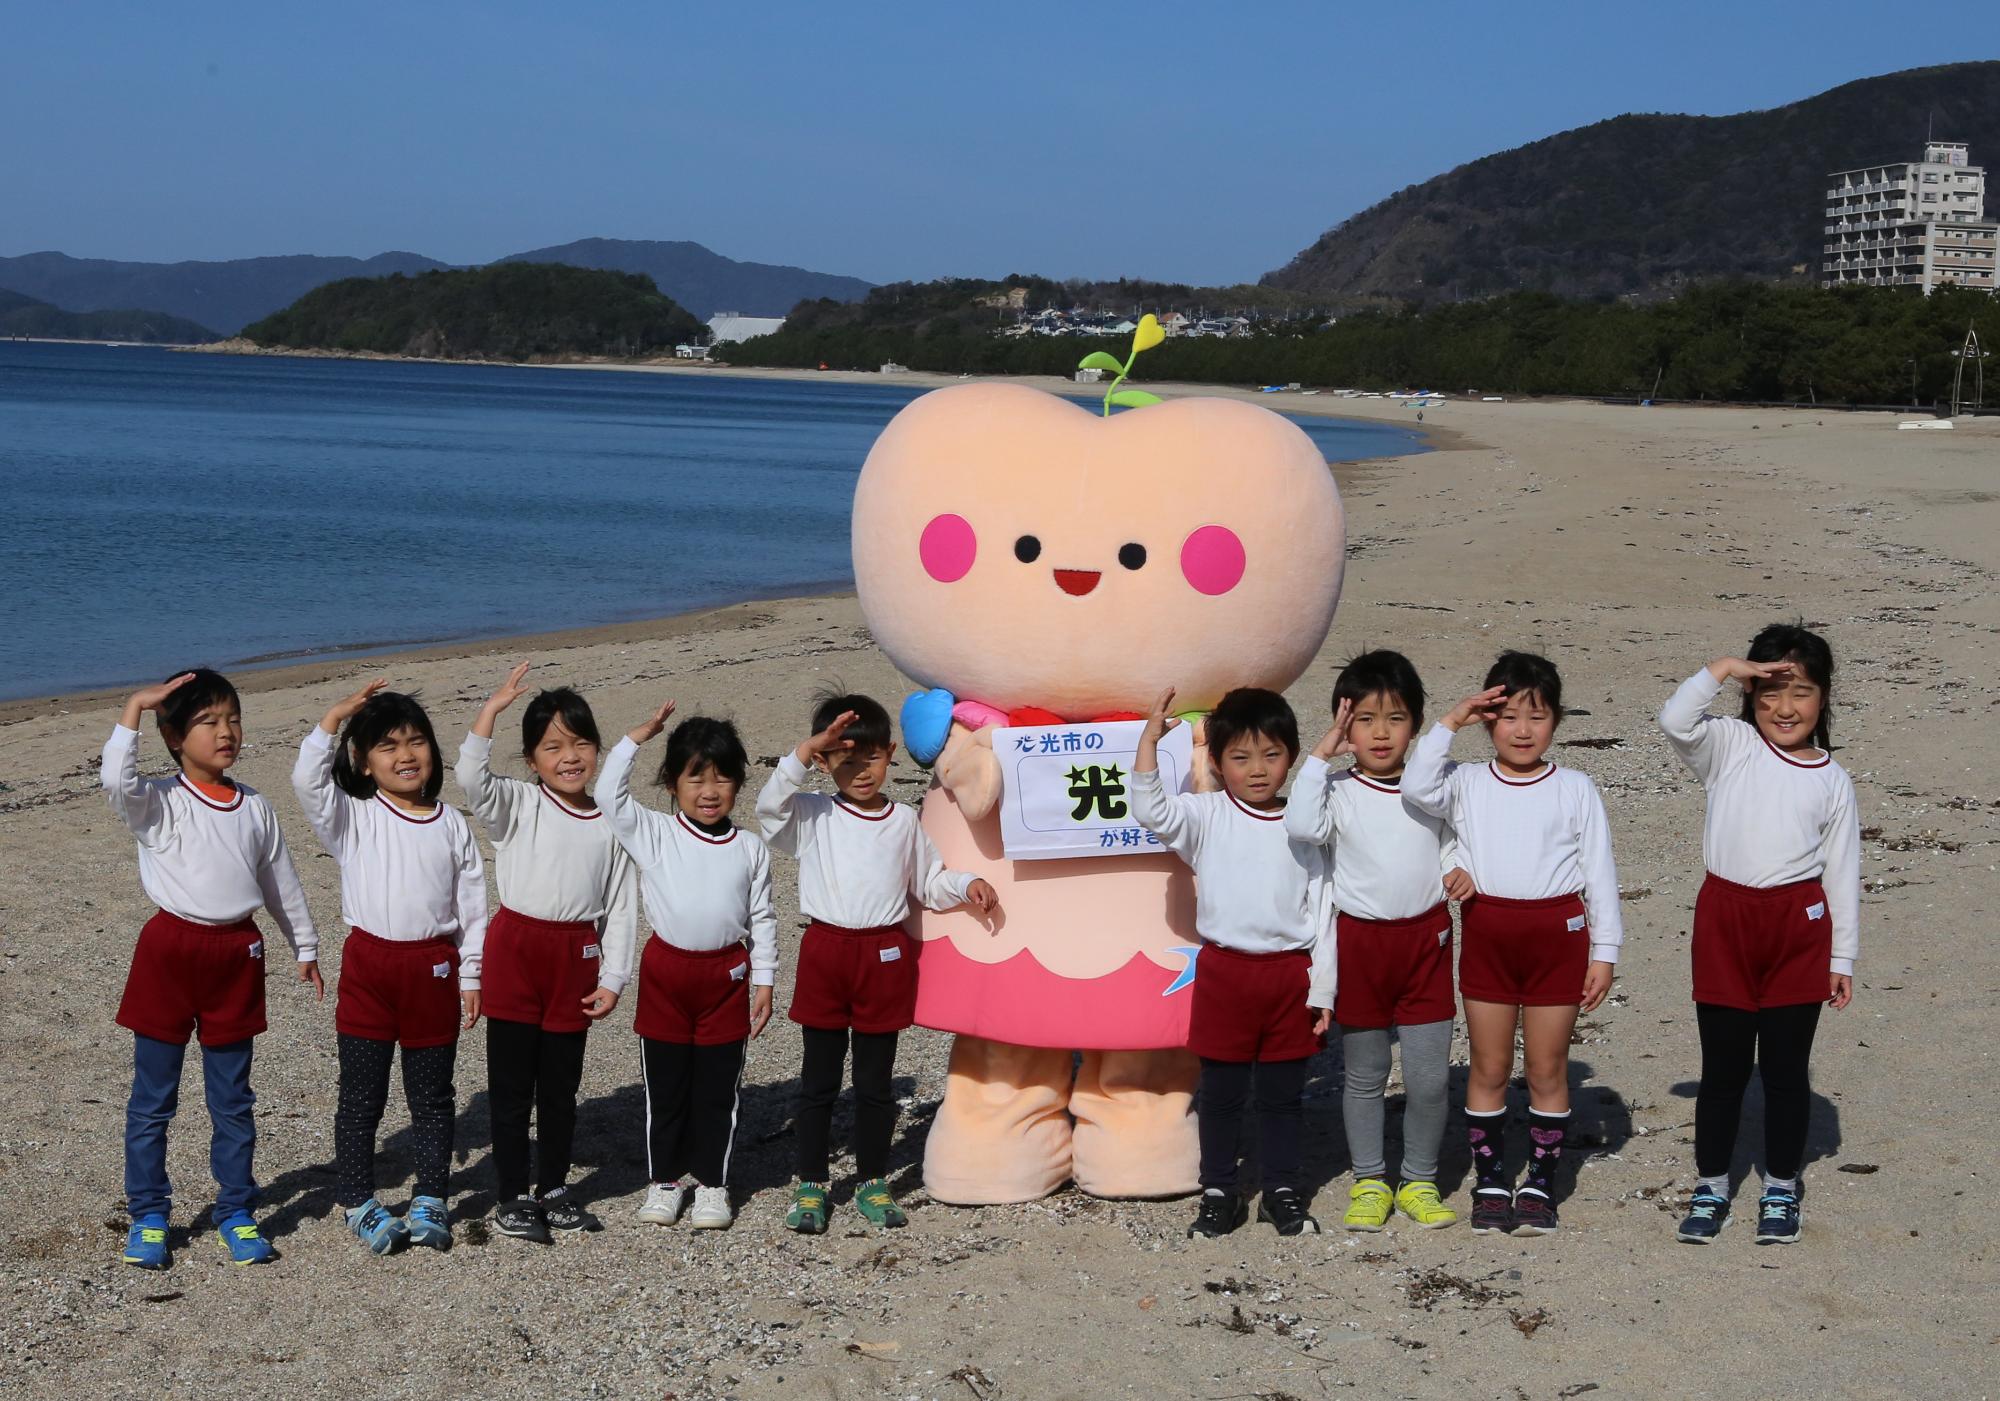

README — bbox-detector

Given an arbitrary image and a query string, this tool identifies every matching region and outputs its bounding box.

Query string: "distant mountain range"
[1263,61,2000,304]
[0,239,873,336]
[0,287,218,343]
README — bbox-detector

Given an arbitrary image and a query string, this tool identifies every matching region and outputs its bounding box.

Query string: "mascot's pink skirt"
[913,935,1192,1051]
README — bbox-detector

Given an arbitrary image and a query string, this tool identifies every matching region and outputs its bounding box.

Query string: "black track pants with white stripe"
[641,1036,747,1189]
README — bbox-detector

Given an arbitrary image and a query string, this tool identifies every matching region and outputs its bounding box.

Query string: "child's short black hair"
[1483,651,1564,717]
[333,691,444,802]
[157,668,240,762]
[658,715,749,788]
[811,692,893,754]
[1332,650,1425,729]
[1742,621,1835,750]
[521,687,601,760]
[1206,687,1300,760]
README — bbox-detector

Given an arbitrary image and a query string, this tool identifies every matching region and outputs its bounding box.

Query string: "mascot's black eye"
[1118,543,1147,570]
[1014,535,1042,563]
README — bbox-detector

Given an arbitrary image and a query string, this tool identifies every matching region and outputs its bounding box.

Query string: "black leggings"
[486,1018,589,1201]
[641,1037,747,1188]
[1197,1056,1310,1193]
[795,1027,898,1183]
[335,1033,457,1206]
[1695,1001,1822,1182]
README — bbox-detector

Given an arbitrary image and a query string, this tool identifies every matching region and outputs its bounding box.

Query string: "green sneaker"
[785,1182,829,1235]
[1343,1178,1393,1232]
[1395,1180,1459,1230]
[853,1178,908,1229]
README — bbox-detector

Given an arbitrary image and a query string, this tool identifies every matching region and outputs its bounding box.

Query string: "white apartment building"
[1821,141,1997,293]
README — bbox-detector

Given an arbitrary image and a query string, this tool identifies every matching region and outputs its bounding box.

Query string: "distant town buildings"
[1821,141,1997,293]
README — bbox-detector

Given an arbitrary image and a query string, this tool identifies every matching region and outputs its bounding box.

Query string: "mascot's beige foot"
[923,1037,1075,1205]
[1070,1048,1200,1199]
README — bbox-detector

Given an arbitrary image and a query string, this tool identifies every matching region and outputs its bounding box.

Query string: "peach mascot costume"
[851,320,1346,1202]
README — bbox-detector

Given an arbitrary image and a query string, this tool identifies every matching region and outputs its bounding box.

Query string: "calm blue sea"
[0,342,1426,701]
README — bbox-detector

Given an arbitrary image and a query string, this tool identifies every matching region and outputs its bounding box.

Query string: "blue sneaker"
[1754,1188,1802,1244]
[346,1198,408,1255]
[215,1212,275,1265]
[122,1213,171,1270]
[1675,1190,1730,1244]
[405,1195,452,1251]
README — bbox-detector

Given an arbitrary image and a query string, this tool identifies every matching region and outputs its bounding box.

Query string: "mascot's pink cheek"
[1180,525,1246,596]
[919,513,977,583]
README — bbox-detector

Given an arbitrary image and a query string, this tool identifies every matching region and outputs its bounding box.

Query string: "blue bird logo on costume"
[901,687,957,766]
[1161,945,1200,996]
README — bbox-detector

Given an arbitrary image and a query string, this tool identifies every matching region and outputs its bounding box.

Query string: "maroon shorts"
[1459,892,1589,1007]
[633,936,752,1045]
[481,906,601,1033]
[788,921,917,1034]
[335,927,462,1048]
[1692,874,1831,1011]
[1188,943,1323,1063]
[116,910,268,1047]
[1335,902,1456,1030]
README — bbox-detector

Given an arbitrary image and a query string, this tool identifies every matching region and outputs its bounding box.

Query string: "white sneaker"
[637,1181,686,1226]
[687,1185,733,1230]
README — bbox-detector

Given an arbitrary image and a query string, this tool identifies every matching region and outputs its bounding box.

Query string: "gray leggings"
[1341,1019,1454,1182]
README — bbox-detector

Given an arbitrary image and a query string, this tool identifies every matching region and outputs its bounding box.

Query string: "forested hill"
[1264,62,2000,305]
[241,264,705,360]
[0,288,218,343]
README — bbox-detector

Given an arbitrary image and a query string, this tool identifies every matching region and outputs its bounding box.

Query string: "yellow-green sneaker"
[1342,1178,1393,1232]
[853,1178,908,1229]
[1395,1180,1459,1230]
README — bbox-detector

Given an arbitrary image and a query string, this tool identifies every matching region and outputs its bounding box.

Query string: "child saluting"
[1132,686,1335,1239]
[104,669,320,1269]
[757,693,998,1233]
[1404,652,1623,1236]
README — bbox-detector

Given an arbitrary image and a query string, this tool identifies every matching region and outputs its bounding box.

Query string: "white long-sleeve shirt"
[756,753,973,928]
[1658,668,1861,974]
[291,727,488,989]
[455,732,642,993]
[101,724,318,959]
[1130,767,1338,1008]
[1283,754,1462,923]
[1403,722,1625,963]
[594,738,778,984]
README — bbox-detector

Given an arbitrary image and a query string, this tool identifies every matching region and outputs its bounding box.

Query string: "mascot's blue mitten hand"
[900,688,956,767]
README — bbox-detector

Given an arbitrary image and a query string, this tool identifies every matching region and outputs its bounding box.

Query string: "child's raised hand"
[749,985,774,1039]
[121,672,196,731]
[486,661,534,711]
[965,878,1000,916]
[1310,698,1356,761]
[1828,972,1853,1011]
[1141,687,1182,743]
[628,699,677,745]
[1709,656,1793,686]
[797,710,858,763]
[582,985,620,1019]
[299,960,325,1001]
[321,677,388,732]
[1579,960,1614,1014]
[1442,685,1508,732]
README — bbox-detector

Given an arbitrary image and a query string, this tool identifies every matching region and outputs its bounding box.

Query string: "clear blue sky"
[3,2,1993,285]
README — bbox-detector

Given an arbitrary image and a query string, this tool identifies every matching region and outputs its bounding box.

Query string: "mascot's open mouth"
[1053,569,1102,596]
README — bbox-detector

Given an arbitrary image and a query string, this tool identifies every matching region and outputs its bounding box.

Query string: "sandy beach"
[2,385,1994,1400]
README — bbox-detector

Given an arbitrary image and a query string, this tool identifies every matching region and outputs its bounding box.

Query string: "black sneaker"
[1257,1188,1320,1237]
[1469,1189,1515,1234]
[1675,1191,1730,1244]
[1753,1188,1801,1245]
[1510,1190,1559,1235]
[539,1185,601,1233]
[494,1198,551,1244]
[1187,1190,1248,1239]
